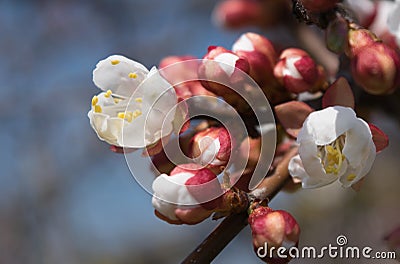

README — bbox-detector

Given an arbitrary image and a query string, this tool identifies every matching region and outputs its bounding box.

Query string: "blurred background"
[0,0,399,263]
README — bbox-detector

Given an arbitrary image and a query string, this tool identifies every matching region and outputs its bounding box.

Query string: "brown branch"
[181,147,298,264]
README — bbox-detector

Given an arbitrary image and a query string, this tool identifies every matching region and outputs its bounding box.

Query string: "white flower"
[388,0,400,46]
[288,106,376,188]
[88,55,177,148]
[152,171,198,221]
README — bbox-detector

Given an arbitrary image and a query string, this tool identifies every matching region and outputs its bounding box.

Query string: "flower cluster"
[86,0,396,262]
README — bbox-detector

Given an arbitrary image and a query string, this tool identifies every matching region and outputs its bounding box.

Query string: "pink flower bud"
[346,28,379,57]
[212,0,287,30]
[351,42,400,95]
[249,207,300,263]
[198,46,251,111]
[232,32,278,87]
[152,164,224,225]
[300,0,339,13]
[274,48,326,94]
[212,0,264,29]
[190,127,232,173]
[159,55,216,100]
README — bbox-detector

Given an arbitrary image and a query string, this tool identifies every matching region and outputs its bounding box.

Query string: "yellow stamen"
[117,112,125,119]
[104,90,112,98]
[125,112,133,122]
[135,97,143,103]
[129,72,138,79]
[94,105,102,113]
[91,96,98,106]
[347,174,356,181]
[114,98,121,104]
[320,136,346,175]
[118,111,134,122]
[132,110,142,119]
[111,60,120,65]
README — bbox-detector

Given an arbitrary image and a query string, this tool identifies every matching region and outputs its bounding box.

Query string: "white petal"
[298,139,338,188]
[283,56,302,79]
[93,55,149,97]
[298,106,357,145]
[339,140,376,188]
[88,111,122,146]
[152,173,198,206]
[120,115,147,147]
[195,137,222,166]
[232,34,255,52]
[213,53,239,77]
[140,67,177,112]
[342,118,374,168]
[289,155,336,188]
[151,197,178,220]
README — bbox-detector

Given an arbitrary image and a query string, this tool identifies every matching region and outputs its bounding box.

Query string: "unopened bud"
[190,127,232,172]
[152,164,223,225]
[249,207,300,263]
[351,42,400,95]
[274,48,326,94]
[212,0,288,30]
[232,32,278,87]
[346,28,379,57]
[159,55,215,100]
[198,46,251,111]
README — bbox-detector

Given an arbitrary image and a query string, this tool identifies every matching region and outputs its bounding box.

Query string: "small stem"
[181,147,298,264]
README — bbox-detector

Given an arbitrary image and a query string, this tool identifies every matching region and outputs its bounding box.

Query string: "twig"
[181,147,298,264]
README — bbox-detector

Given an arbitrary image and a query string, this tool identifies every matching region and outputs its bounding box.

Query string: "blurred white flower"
[88,55,177,148]
[289,106,376,188]
[388,0,400,46]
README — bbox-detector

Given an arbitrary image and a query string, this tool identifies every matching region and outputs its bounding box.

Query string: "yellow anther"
[135,97,143,103]
[104,90,112,98]
[347,174,356,181]
[321,137,346,175]
[111,60,120,65]
[132,110,142,119]
[118,111,134,122]
[91,95,99,106]
[129,72,138,79]
[94,105,102,113]
[125,112,133,122]
[114,98,121,104]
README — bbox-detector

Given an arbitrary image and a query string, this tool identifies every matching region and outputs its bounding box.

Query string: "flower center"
[318,135,345,175]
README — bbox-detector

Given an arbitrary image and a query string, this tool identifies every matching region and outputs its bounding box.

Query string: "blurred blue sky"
[1,0,399,263]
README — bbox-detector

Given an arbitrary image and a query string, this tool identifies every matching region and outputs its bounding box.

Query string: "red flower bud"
[152,164,222,225]
[198,46,251,111]
[212,0,288,29]
[232,32,278,87]
[190,127,232,173]
[249,207,300,263]
[346,28,379,57]
[351,42,400,95]
[212,0,264,29]
[300,0,339,13]
[159,55,216,100]
[274,48,326,94]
